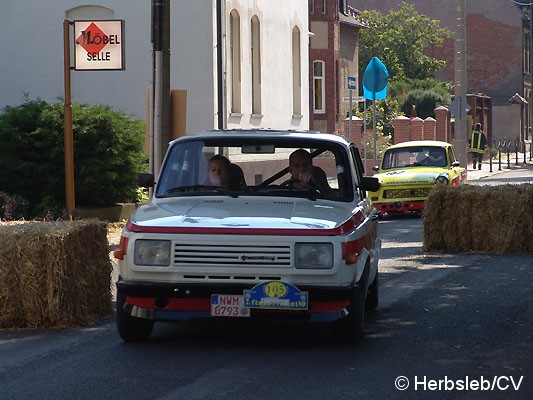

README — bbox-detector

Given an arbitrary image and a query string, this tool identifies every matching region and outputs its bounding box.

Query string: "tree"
[358,2,451,82]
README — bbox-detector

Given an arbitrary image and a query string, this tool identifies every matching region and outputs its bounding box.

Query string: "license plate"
[210,294,250,317]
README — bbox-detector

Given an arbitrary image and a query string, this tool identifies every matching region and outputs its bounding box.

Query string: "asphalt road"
[1,167,531,400]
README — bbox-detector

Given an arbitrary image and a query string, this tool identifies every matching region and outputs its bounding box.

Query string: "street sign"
[348,76,356,90]
[362,57,388,100]
[448,97,471,119]
[74,20,125,70]
[343,96,364,102]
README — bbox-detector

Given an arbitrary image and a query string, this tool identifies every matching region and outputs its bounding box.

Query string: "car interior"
[155,138,354,201]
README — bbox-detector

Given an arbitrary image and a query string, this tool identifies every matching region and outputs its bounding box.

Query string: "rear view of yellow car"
[369,140,467,215]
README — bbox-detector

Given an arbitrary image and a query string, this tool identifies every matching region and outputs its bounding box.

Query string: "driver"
[426,149,445,166]
[288,149,330,192]
[418,149,445,166]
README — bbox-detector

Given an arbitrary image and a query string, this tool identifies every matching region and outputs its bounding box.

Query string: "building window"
[251,15,262,115]
[309,0,314,14]
[322,0,327,15]
[339,0,348,16]
[313,60,325,113]
[230,10,241,114]
[292,26,301,116]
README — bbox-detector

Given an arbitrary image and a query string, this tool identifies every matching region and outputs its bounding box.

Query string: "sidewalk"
[466,154,533,181]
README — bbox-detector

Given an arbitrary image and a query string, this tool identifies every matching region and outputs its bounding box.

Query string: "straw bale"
[423,183,533,253]
[0,220,113,329]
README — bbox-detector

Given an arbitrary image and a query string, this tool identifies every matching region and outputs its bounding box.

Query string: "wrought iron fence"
[490,137,532,171]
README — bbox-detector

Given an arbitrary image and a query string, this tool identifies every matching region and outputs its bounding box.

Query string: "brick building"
[308,0,364,134]
[350,0,528,143]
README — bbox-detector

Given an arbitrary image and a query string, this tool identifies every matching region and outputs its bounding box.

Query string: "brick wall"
[338,107,452,146]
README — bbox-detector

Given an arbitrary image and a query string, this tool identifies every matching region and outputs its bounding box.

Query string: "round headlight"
[436,176,449,185]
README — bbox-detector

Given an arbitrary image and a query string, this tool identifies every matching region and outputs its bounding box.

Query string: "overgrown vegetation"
[356,2,453,129]
[0,99,147,220]
[390,78,452,120]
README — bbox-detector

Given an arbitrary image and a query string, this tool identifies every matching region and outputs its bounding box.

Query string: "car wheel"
[116,293,154,343]
[332,268,368,343]
[366,270,379,311]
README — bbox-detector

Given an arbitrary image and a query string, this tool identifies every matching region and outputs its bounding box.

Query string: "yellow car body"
[369,140,467,215]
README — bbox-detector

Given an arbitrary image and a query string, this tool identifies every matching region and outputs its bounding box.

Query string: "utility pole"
[150,0,171,179]
[455,0,468,167]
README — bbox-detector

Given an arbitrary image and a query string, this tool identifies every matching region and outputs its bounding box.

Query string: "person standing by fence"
[469,123,487,170]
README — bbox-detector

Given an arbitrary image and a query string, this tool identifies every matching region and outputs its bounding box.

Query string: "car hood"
[130,196,356,230]
[373,168,446,185]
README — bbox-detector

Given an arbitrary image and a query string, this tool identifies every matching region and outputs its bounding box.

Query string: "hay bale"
[423,184,533,254]
[0,220,113,329]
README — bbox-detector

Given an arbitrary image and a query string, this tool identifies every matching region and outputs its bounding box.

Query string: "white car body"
[114,131,381,342]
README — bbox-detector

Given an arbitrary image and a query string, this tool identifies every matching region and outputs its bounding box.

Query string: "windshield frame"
[154,135,355,202]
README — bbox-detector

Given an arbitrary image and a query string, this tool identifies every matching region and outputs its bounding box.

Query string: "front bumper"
[374,200,425,214]
[116,280,353,322]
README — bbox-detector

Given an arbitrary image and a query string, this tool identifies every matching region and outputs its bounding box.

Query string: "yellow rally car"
[369,140,467,215]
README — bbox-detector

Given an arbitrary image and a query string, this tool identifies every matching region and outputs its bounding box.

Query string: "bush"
[0,100,147,218]
[360,130,393,160]
[390,78,452,119]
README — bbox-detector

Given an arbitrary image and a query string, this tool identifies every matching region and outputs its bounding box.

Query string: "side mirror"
[138,172,155,188]
[360,176,380,192]
[451,161,461,167]
[372,165,379,172]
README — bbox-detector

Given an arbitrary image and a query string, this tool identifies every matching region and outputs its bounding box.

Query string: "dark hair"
[289,148,312,163]
[227,163,246,189]
[209,154,231,166]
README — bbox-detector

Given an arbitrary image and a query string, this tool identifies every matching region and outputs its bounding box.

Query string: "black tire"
[332,268,369,343]
[116,293,154,343]
[366,270,379,311]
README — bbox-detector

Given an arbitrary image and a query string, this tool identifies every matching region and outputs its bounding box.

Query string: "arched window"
[251,15,262,115]
[313,60,325,113]
[230,10,241,114]
[292,26,301,116]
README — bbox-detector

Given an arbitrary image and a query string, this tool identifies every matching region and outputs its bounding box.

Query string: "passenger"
[288,149,330,192]
[227,163,246,190]
[208,155,231,187]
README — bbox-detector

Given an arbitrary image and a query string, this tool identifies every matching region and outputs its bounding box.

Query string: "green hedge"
[0,100,147,218]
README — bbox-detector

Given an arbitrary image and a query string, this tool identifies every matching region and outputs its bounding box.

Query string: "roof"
[170,130,352,147]
[338,13,366,28]
[386,140,453,149]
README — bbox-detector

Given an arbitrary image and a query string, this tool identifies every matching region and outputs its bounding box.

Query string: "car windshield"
[155,136,353,201]
[381,146,447,169]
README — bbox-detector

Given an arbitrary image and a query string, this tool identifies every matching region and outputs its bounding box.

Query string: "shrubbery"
[0,99,147,220]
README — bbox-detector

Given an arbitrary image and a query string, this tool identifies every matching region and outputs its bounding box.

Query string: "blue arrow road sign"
[348,76,356,90]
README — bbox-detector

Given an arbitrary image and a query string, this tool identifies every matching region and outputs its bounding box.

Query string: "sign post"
[63,19,125,219]
[347,76,356,142]
[362,57,388,162]
[63,20,75,220]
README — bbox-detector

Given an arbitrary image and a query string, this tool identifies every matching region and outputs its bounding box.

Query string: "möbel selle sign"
[74,20,124,70]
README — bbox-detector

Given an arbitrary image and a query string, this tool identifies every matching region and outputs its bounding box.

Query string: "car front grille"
[384,188,431,199]
[173,243,292,268]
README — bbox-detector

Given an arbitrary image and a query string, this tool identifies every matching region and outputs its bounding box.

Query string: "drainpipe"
[216,0,224,130]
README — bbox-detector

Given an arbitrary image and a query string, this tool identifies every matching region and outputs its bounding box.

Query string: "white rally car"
[114,130,381,342]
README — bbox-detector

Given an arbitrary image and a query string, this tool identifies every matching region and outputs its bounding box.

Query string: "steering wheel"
[280,177,323,194]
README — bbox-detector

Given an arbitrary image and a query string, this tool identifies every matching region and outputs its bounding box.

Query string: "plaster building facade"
[0,0,309,135]
[350,0,529,143]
